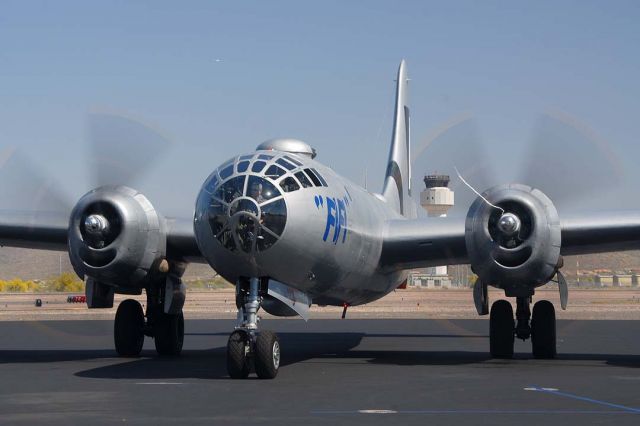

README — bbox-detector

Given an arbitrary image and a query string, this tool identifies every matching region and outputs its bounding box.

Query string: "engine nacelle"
[68,185,167,289]
[465,184,561,297]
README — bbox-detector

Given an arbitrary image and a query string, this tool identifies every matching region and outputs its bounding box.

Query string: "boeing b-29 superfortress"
[2,61,639,379]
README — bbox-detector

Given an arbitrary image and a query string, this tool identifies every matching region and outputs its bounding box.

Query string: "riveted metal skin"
[465,184,561,297]
[68,185,167,289]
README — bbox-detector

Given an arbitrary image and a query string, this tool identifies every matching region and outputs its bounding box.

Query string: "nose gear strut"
[226,277,281,379]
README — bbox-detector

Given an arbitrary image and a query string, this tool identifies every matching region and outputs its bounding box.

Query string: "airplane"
[1,60,640,380]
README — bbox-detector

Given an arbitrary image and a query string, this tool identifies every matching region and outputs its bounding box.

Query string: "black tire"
[490,300,515,359]
[227,330,251,379]
[154,312,184,356]
[254,330,280,379]
[114,299,145,357]
[531,300,556,359]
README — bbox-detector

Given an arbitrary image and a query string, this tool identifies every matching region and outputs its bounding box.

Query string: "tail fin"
[382,60,414,218]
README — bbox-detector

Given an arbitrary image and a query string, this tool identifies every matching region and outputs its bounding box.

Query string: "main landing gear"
[226,278,281,379]
[113,286,185,358]
[489,297,556,359]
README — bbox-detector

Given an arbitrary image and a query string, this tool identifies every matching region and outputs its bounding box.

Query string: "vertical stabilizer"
[382,60,415,218]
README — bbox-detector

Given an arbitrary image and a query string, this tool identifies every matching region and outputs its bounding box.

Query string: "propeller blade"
[412,113,497,216]
[86,111,173,188]
[517,110,624,209]
[0,147,72,213]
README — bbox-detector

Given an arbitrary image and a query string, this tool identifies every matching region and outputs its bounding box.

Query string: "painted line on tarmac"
[136,382,185,385]
[526,386,640,414]
[311,409,633,415]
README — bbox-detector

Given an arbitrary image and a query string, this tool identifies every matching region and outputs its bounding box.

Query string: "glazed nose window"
[247,176,278,202]
[206,166,287,254]
[230,198,260,216]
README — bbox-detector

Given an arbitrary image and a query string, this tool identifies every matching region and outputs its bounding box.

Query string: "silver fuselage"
[193,150,407,306]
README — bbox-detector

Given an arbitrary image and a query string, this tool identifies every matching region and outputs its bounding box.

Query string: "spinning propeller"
[413,110,626,313]
[0,112,173,288]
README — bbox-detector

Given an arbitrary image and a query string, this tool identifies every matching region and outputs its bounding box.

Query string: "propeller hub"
[497,212,521,236]
[84,214,109,235]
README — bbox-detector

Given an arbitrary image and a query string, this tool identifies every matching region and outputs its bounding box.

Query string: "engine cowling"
[68,185,167,289]
[465,184,561,297]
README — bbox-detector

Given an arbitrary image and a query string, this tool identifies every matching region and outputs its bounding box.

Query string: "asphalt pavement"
[1,318,639,425]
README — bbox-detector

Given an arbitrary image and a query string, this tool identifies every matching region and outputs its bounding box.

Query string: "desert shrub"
[49,272,84,292]
[0,278,39,292]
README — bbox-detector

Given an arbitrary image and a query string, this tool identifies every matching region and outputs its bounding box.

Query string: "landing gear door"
[267,280,312,321]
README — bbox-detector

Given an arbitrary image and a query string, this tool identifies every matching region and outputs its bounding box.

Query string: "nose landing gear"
[226,277,280,379]
[489,296,557,359]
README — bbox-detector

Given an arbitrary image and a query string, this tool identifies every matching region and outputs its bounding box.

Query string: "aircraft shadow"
[79,331,640,380]
[1,331,638,381]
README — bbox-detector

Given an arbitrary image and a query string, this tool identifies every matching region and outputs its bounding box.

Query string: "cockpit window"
[311,168,328,186]
[204,173,219,193]
[295,171,313,188]
[237,160,250,173]
[251,160,266,173]
[261,199,286,236]
[304,168,322,187]
[258,154,274,160]
[279,176,300,193]
[284,155,302,166]
[219,163,235,180]
[265,164,285,180]
[216,175,246,203]
[207,198,226,235]
[247,175,279,202]
[239,154,253,161]
[276,158,295,171]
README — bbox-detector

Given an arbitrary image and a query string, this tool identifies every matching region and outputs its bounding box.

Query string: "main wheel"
[227,330,251,379]
[154,311,184,356]
[490,300,515,359]
[114,299,145,357]
[254,330,280,379]
[531,300,556,359]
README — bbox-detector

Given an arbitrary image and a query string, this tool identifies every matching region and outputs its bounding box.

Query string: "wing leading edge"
[0,210,204,262]
[380,211,640,271]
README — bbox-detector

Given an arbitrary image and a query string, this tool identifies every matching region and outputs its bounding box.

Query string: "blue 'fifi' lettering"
[322,197,336,242]
[321,195,348,244]
[336,198,347,244]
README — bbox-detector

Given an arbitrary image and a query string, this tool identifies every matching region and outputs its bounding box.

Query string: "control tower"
[420,175,454,280]
[420,175,454,217]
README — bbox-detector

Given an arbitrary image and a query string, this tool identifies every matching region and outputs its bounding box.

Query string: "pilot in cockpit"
[249,182,265,203]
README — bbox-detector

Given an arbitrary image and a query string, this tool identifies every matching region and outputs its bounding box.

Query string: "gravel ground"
[1,288,640,321]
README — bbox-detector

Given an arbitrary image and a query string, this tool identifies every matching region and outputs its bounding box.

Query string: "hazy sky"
[1,1,639,217]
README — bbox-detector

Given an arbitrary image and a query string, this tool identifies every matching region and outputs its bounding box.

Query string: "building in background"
[409,175,456,288]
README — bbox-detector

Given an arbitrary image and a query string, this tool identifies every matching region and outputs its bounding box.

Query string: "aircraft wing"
[0,210,204,263]
[380,211,640,271]
[380,216,468,270]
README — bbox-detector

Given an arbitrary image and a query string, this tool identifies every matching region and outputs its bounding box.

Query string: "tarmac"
[0,318,639,425]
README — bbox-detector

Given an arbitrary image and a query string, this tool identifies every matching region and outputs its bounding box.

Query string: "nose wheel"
[226,329,280,380]
[227,277,280,379]
[254,330,280,379]
[227,330,251,379]
[489,298,557,359]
